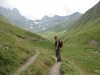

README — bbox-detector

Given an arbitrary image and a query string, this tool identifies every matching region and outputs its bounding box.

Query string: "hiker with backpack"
[54,36,63,62]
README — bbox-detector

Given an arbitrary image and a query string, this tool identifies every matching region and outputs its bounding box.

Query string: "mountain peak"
[75,12,81,14]
[71,12,82,16]
[43,15,49,18]
[53,15,59,17]
[42,15,50,20]
[12,8,20,13]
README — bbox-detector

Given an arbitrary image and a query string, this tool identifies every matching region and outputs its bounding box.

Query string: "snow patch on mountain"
[43,28,46,30]
[34,21,39,24]
[30,27,33,28]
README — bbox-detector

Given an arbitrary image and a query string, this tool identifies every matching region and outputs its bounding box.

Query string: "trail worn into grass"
[12,50,39,75]
[49,56,61,75]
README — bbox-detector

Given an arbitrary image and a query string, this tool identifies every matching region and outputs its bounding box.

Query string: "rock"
[89,40,99,46]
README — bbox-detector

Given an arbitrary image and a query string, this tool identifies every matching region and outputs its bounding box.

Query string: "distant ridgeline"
[0,7,82,33]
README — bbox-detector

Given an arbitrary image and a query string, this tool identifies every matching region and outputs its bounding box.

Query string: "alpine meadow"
[0,1,100,75]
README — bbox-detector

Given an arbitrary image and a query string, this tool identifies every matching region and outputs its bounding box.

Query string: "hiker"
[54,36,63,62]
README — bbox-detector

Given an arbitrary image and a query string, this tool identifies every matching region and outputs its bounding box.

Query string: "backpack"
[58,40,63,48]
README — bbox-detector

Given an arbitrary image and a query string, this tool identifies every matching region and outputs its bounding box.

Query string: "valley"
[0,1,100,75]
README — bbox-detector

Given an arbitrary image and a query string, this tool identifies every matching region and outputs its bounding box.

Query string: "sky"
[0,0,100,20]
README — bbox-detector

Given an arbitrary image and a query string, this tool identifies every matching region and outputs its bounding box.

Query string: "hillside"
[62,1,100,43]
[74,1,100,27]
[59,1,100,75]
[0,15,54,75]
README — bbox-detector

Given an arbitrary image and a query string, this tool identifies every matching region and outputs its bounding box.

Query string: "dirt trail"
[49,56,61,75]
[12,50,39,75]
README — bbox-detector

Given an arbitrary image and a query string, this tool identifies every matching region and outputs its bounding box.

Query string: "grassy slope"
[60,44,100,75]
[60,15,100,75]
[0,16,54,75]
[20,36,55,75]
[38,2,100,75]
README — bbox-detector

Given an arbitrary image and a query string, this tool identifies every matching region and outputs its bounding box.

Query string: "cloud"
[0,0,5,6]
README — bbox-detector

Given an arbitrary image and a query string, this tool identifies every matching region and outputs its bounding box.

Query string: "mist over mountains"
[0,7,82,33]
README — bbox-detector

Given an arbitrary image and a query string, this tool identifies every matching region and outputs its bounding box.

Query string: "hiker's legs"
[56,48,61,61]
[56,49,58,58]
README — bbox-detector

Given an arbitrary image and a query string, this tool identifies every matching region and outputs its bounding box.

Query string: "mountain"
[0,7,82,33]
[40,12,82,39]
[45,1,100,41]
[0,7,40,32]
[36,12,82,32]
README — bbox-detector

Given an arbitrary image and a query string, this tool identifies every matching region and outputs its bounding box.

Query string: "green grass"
[40,10,100,75]
[0,16,54,75]
[20,48,54,75]
[59,17,100,75]
[38,16,100,75]
[43,3,100,75]
[0,15,55,75]
[41,31,66,40]
[20,35,54,75]
[62,17,100,43]
[40,19,100,75]
[60,44,100,75]
[60,60,87,75]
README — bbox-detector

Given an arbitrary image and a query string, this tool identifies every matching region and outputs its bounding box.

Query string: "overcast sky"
[0,0,100,20]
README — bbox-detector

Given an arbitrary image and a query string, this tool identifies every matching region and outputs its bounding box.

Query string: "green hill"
[59,1,100,75]
[0,15,54,75]
[62,1,100,43]
[74,1,100,27]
